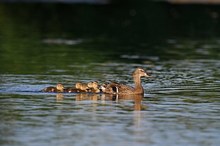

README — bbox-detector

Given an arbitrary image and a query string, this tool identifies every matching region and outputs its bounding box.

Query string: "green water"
[0,2,220,146]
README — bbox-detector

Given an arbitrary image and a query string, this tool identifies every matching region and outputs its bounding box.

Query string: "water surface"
[0,2,220,146]
[1,38,220,146]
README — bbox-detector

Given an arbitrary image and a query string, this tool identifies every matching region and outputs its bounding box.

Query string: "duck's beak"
[144,72,151,77]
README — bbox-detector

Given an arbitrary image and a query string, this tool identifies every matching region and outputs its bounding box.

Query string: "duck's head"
[81,83,89,90]
[56,83,64,91]
[133,68,150,78]
[100,83,106,92]
[87,82,93,88]
[92,81,99,89]
[75,82,82,89]
[88,81,99,89]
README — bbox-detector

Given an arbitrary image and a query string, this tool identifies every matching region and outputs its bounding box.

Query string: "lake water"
[0,2,220,146]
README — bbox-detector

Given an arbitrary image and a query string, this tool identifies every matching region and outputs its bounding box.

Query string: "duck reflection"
[56,93,64,101]
[55,93,145,111]
[75,93,99,101]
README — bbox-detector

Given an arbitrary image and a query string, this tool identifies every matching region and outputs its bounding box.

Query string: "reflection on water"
[55,93,144,111]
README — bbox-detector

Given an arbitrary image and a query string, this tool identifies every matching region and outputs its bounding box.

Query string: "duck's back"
[118,85,135,94]
[42,86,57,92]
[105,82,135,94]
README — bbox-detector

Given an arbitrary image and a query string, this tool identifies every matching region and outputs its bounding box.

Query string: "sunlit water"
[0,38,220,146]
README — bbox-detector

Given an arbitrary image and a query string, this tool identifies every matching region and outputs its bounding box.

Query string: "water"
[0,2,220,146]
[1,42,220,146]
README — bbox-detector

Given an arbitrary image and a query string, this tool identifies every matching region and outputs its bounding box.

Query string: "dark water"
[0,2,220,146]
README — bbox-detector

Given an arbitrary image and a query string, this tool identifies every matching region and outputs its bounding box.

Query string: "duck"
[64,82,87,93]
[75,82,89,92]
[64,86,80,93]
[101,68,150,95]
[87,81,100,93]
[42,83,64,92]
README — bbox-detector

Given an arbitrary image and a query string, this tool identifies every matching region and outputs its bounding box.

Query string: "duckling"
[42,83,64,92]
[100,83,107,93]
[75,82,82,89]
[75,82,89,92]
[64,86,80,93]
[103,68,150,95]
[87,81,100,93]
[87,81,94,89]
[100,81,118,93]
[81,83,89,91]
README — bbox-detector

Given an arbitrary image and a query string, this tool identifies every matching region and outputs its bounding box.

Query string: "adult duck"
[101,68,150,95]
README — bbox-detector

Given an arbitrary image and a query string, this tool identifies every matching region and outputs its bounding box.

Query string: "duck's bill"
[144,72,152,78]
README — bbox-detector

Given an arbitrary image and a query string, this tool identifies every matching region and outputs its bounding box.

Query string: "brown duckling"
[75,82,89,92]
[64,87,80,93]
[102,68,150,95]
[63,82,85,93]
[75,82,82,89]
[42,83,64,92]
[87,81,100,93]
